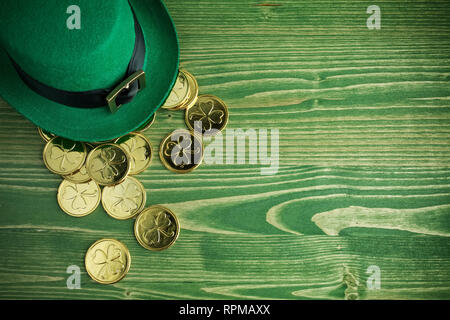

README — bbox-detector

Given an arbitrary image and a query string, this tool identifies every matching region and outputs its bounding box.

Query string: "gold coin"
[114,133,152,175]
[63,143,94,183]
[134,205,180,251]
[159,129,203,174]
[134,112,156,132]
[62,164,91,184]
[86,144,130,186]
[43,137,87,175]
[57,179,101,217]
[162,70,191,110]
[85,238,131,284]
[185,94,229,135]
[176,70,199,110]
[102,176,146,220]
[37,127,55,142]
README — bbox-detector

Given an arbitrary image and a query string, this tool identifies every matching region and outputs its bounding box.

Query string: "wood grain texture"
[0,0,449,299]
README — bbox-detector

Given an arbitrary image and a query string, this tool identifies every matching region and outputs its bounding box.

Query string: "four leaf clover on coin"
[92,244,125,280]
[164,134,201,168]
[141,211,175,245]
[50,141,82,171]
[62,183,97,210]
[188,98,224,132]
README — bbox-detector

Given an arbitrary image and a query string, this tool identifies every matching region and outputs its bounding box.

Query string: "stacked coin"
[161,70,198,111]
[161,69,230,135]
[158,70,230,173]
[41,134,150,221]
[38,69,229,284]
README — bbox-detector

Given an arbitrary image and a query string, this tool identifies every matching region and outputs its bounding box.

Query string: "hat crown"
[0,0,136,91]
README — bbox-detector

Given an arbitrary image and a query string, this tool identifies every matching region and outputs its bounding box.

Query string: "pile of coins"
[38,69,229,285]
[160,69,229,173]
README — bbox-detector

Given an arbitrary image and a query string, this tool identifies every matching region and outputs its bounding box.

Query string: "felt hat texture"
[0,0,179,142]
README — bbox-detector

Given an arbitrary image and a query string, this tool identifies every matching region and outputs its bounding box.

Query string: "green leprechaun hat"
[0,0,179,142]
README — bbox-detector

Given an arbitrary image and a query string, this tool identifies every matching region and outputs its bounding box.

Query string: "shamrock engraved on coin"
[185,95,228,135]
[121,138,144,169]
[142,211,175,245]
[62,183,97,210]
[188,99,224,132]
[95,148,127,180]
[102,177,146,220]
[115,133,152,175]
[166,74,188,104]
[92,244,126,280]
[160,130,203,173]
[57,180,100,217]
[135,206,180,250]
[111,182,141,213]
[85,239,130,284]
[86,144,130,186]
[50,141,82,171]
[164,134,201,168]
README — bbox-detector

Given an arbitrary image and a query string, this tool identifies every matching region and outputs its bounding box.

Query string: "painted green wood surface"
[0,0,450,299]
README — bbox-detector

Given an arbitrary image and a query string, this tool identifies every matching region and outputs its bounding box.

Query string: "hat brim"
[0,0,179,142]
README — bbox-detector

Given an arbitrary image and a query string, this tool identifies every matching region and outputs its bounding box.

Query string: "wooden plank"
[0,0,449,299]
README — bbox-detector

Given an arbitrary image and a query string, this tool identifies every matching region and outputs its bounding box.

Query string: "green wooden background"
[0,0,449,299]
